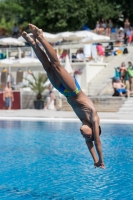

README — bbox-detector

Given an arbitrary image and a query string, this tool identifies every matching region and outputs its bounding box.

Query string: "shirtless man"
[3,82,14,110]
[113,78,132,97]
[22,24,104,168]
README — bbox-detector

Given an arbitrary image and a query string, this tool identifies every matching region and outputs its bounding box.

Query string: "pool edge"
[0,117,133,124]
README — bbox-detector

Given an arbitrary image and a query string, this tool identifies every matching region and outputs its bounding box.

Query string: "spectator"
[115,67,120,78]
[124,18,130,33]
[106,19,113,36]
[44,84,56,110]
[76,49,84,61]
[3,82,14,110]
[117,28,124,41]
[119,62,127,84]
[96,43,104,62]
[72,54,77,62]
[116,28,124,46]
[94,21,100,34]
[127,61,133,91]
[12,23,19,38]
[60,50,68,62]
[126,27,133,44]
[60,50,67,59]
[124,31,128,46]
[113,78,129,97]
[100,18,107,35]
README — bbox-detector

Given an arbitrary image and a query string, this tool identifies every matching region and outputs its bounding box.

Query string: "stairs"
[117,98,133,115]
[61,96,126,112]
[88,47,133,96]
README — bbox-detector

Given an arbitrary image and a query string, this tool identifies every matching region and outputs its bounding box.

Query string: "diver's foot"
[22,31,36,46]
[29,24,43,39]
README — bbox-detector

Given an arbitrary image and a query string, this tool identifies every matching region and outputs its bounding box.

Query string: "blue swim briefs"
[58,77,81,97]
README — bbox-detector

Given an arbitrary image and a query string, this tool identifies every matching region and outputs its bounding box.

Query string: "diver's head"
[80,120,101,141]
[80,120,93,141]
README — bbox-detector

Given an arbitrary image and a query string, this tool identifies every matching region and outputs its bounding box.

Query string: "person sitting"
[100,18,107,35]
[94,21,100,34]
[124,18,130,33]
[116,28,124,46]
[113,78,129,97]
[76,49,84,61]
[106,19,113,36]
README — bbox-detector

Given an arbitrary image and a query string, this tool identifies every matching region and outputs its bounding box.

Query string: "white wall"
[71,63,106,94]
[7,62,106,96]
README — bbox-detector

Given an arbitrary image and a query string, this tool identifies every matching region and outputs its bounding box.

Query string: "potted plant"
[24,73,48,109]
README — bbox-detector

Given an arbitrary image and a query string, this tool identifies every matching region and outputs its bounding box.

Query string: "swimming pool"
[0,120,133,199]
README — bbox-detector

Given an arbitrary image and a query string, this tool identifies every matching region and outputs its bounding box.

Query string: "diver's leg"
[29,24,77,92]
[22,32,61,90]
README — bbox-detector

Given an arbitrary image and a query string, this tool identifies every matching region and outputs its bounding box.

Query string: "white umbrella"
[19,32,62,43]
[55,31,74,41]
[65,31,96,41]
[80,35,110,44]
[0,58,17,66]
[43,32,62,43]
[0,58,18,73]
[64,55,73,74]
[0,37,25,46]
[14,57,41,67]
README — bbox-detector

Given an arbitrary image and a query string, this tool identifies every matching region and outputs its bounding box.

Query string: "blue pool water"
[0,120,133,200]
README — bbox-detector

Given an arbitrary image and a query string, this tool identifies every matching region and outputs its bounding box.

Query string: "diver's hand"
[94,161,105,169]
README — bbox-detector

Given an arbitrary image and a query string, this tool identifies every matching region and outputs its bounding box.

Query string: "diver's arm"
[86,140,98,163]
[91,111,104,165]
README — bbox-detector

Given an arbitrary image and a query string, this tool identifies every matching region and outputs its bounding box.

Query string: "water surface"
[0,120,133,199]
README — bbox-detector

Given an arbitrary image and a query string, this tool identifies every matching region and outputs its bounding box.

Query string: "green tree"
[0,0,23,33]
[85,0,119,29]
[20,0,89,32]
[111,0,133,23]
[20,0,120,31]
[0,0,130,33]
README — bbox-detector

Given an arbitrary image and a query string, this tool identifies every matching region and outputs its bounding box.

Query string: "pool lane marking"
[0,117,133,124]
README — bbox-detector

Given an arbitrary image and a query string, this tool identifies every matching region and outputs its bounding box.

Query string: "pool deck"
[0,109,133,123]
